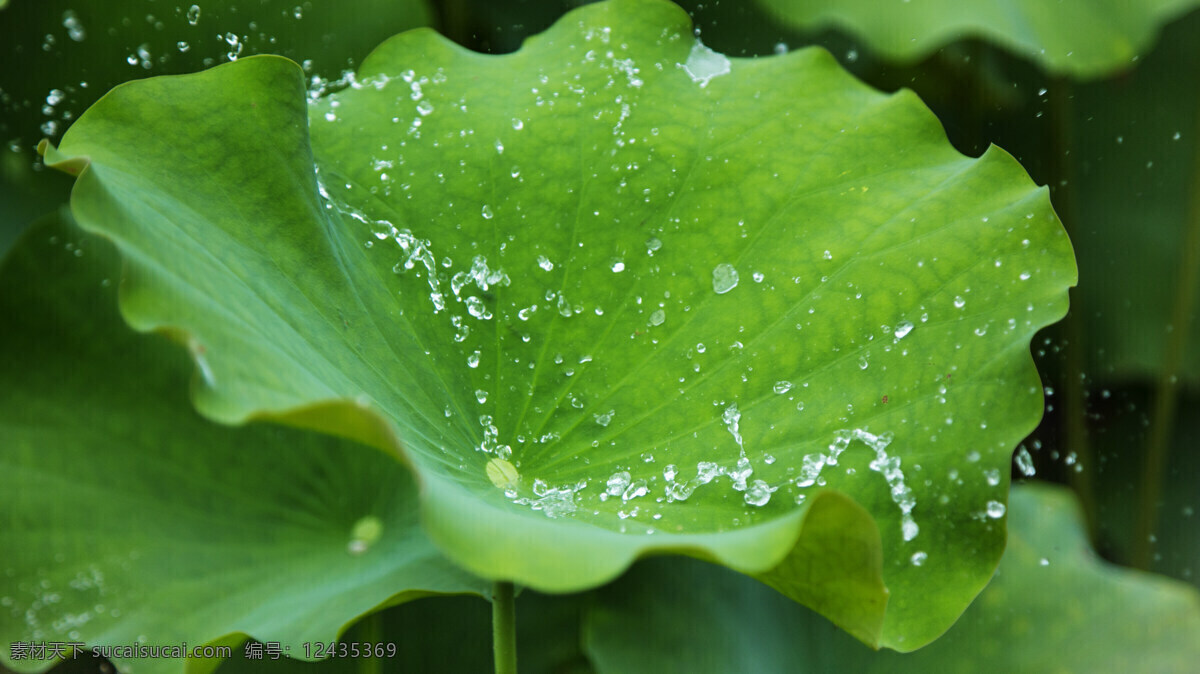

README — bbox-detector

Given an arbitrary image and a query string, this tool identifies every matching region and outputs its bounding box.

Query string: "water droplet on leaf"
[712,263,739,294]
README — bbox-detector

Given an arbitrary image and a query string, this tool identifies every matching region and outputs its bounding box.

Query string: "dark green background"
[2,0,1196,671]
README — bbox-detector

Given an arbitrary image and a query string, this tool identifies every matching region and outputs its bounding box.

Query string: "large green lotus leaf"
[754,0,1200,79]
[41,0,1076,650]
[0,211,488,674]
[584,484,1200,673]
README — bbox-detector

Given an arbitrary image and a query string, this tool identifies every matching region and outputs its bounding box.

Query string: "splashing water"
[681,41,731,87]
[795,428,920,541]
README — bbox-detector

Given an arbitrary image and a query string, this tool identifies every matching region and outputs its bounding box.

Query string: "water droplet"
[347,516,383,555]
[984,468,1000,486]
[467,350,481,368]
[62,10,86,41]
[621,480,648,501]
[606,471,631,496]
[773,381,793,394]
[186,5,201,25]
[611,260,625,273]
[474,389,488,404]
[954,295,966,308]
[911,551,928,566]
[681,41,731,87]
[894,320,914,339]
[722,403,744,453]
[648,309,666,326]
[594,409,615,427]
[744,479,772,506]
[822,250,833,260]
[481,205,494,220]
[985,500,1006,519]
[645,237,662,255]
[465,296,491,319]
[222,33,242,61]
[712,263,739,294]
[1039,557,1050,566]
[1015,446,1036,476]
[537,255,554,271]
[752,272,764,283]
[511,118,524,130]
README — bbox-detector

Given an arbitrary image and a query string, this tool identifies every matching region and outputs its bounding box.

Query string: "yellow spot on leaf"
[487,458,520,490]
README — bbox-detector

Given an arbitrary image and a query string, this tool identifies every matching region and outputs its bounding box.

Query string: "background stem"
[1049,76,1097,532]
[358,611,383,674]
[493,581,518,674]
[1132,104,1200,569]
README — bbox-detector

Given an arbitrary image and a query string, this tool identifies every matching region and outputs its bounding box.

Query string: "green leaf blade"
[755,0,1200,79]
[0,212,487,674]
[584,484,1200,673]
[42,0,1076,650]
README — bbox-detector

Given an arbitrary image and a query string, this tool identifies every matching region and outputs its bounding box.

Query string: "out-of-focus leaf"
[0,211,486,674]
[1089,388,1200,587]
[0,0,432,261]
[584,484,1200,673]
[1069,9,1200,384]
[754,0,1200,79]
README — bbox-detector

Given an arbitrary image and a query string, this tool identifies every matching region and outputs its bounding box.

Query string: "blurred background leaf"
[582,484,1200,673]
[0,0,433,254]
[0,210,487,674]
[751,0,1200,79]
